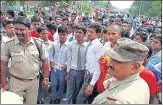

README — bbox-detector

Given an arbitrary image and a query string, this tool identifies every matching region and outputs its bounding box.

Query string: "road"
[42,86,67,104]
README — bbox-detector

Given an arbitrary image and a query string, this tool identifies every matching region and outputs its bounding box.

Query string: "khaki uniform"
[1,37,48,104]
[92,73,150,104]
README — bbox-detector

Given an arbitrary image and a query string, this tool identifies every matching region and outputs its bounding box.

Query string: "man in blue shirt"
[148,35,161,65]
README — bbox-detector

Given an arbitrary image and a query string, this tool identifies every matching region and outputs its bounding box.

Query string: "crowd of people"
[0,4,162,104]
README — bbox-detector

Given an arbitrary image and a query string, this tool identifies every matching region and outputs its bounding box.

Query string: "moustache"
[108,66,115,71]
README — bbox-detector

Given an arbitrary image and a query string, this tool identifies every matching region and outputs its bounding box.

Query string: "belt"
[12,75,34,81]
[71,69,85,71]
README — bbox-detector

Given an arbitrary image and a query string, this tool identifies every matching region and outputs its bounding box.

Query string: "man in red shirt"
[30,15,41,38]
[30,16,54,42]
[139,66,158,104]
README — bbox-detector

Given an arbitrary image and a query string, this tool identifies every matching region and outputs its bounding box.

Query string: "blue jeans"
[66,69,85,104]
[51,69,66,100]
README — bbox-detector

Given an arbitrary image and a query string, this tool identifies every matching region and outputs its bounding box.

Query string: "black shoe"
[49,99,53,104]
[49,99,57,104]
[56,99,61,104]
[72,99,76,104]
[37,101,44,104]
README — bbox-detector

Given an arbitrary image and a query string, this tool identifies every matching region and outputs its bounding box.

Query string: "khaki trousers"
[9,76,39,104]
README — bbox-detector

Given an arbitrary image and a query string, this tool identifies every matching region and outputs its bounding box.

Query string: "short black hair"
[37,25,47,33]
[122,20,128,24]
[103,28,107,34]
[58,25,68,33]
[46,23,57,32]
[31,15,41,22]
[135,31,148,42]
[88,22,102,34]
[71,13,77,17]
[18,11,26,17]
[63,17,69,21]
[55,15,61,19]
[2,19,13,27]
[136,28,148,33]
[143,42,153,58]
[98,18,103,22]
[121,30,130,38]
[7,10,15,18]
[149,34,156,39]
[13,16,31,28]
[76,24,87,34]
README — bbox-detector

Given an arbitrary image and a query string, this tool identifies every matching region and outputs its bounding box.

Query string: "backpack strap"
[33,38,43,59]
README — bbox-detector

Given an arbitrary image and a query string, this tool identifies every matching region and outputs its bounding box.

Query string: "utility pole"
[139,1,143,16]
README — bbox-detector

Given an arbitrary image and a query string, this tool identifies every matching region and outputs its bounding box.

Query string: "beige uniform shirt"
[1,37,48,79]
[92,72,150,104]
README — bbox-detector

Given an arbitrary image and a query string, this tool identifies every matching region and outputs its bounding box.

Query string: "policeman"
[1,16,50,104]
[92,38,150,104]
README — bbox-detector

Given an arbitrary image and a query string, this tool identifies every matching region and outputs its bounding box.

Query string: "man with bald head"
[107,25,121,48]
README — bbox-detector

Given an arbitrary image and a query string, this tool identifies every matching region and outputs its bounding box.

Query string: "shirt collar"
[57,40,69,46]
[14,37,34,45]
[89,38,98,44]
[109,72,140,90]
[75,40,86,46]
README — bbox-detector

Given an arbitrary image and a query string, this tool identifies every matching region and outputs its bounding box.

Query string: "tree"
[129,0,161,18]
[147,1,161,17]
[4,0,17,6]
[38,0,56,7]
[82,3,92,13]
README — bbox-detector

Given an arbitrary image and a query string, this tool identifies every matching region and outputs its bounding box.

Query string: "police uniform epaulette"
[33,38,43,43]
[5,37,15,43]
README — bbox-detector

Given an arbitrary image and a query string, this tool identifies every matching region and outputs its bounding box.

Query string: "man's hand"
[50,61,55,69]
[2,84,9,91]
[65,72,70,84]
[42,78,49,88]
[61,64,67,70]
[85,85,94,96]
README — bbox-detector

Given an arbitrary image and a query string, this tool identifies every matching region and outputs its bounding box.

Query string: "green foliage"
[4,0,17,6]
[129,0,161,18]
[38,0,56,7]
[147,1,161,17]
[82,3,93,13]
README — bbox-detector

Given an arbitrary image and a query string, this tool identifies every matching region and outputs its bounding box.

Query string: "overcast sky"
[110,1,134,10]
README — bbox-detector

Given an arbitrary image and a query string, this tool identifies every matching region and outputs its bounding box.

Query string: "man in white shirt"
[49,25,68,104]
[76,22,104,104]
[66,25,87,104]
